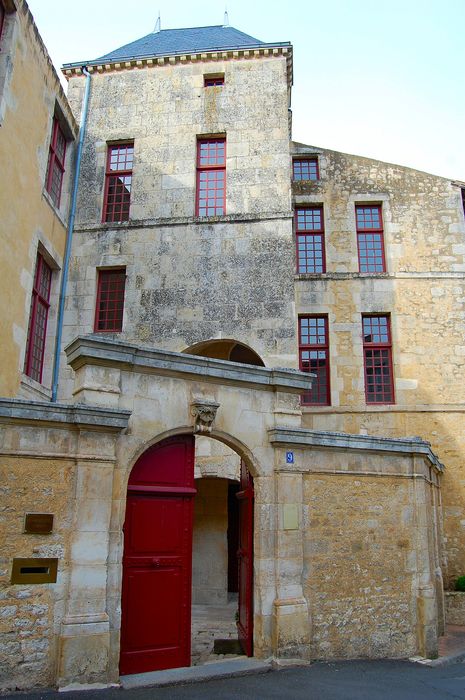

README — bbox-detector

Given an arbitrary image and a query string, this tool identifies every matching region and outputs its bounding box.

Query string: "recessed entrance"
[120,434,254,676]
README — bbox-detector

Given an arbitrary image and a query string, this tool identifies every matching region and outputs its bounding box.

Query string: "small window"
[299,316,330,405]
[461,188,465,217]
[102,143,134,223]
[204,75,224,87]
[196,137,226,217]
[45,118,67,208]
[94,269,126,332]
[293,157,319,181]
[356,204,386,273]
[295,206,325,273]
[24,253,52,383]
[362,314,394,404]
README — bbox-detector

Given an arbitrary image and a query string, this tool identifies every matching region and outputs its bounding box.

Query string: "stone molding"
[65,336,312,394]
[268,427,444,472]
[62,44,293,89]
[73,209,293,233]
[0,398,131,431]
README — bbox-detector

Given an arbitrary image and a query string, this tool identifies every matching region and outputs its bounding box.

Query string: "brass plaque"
[11,558,58,584]
[24,513,54,534]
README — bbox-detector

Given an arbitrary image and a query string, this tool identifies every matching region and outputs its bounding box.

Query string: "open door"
[120,435,195,675]
[236,460,254,656]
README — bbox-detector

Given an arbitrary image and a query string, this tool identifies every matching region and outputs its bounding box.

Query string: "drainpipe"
[51,66,92,402]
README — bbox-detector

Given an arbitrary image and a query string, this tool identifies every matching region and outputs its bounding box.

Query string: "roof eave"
[62,41,292,69]
[62,42,293,91]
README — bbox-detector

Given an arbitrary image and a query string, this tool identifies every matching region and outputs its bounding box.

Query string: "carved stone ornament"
[190,401,220,434]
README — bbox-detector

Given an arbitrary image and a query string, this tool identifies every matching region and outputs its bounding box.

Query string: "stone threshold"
[120,657,272,689]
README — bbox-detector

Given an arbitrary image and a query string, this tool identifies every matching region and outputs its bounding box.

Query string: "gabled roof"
[96,25,267,63]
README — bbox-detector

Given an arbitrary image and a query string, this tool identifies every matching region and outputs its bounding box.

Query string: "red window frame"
[0,2,5,44]
[295,206,325,273]
[362,314,395,404]
[299,315,330,405]
[196,137,226,217]
[356,205,386,273]
[293,157,319,181]
[204,75,224,87]
[94,269,126,332]
[102,143,134,223]
[45,118,67,208]
[24,253,52,384]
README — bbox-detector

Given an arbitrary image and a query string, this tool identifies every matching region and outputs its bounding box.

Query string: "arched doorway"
[119,434,254,676]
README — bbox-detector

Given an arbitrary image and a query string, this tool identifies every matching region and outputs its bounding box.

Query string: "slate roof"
[96,25,268,63]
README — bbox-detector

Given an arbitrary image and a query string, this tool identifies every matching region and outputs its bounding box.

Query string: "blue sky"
[27,0,465,181]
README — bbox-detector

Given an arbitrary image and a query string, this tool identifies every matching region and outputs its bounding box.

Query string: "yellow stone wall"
[0,452,75,689]
[304,474,419,658]
[293,144,465,586]
[0,0,77,399]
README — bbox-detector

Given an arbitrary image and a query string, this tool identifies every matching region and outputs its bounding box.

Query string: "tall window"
[299,315,330,405]
[103,143,134,223]
[0,2,5,43]
[356,205,386,273]
[293,157,319,181]
[24,253,52,383]
[45,118,67,208]
[362,315,394,404]
[295,206,325,273]
[196,137,226,216]
[94,269,126,332]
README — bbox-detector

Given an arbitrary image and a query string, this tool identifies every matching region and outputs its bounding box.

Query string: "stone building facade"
[0,5,464,691]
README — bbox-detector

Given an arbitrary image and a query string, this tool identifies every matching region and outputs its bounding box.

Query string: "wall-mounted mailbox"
[24,513,54,534]
[11,558,58,584]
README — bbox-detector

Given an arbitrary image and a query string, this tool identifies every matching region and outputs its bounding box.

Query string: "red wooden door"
[120,435,195,675]
[236,460,254,656]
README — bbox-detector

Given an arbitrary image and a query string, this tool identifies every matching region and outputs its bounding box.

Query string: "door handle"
[152,558,161,567]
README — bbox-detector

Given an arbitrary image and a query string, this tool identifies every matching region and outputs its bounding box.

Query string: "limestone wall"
[292,143,465,585]
[192,478,229,605]
[67,58,291,224]
[303,473,418,658]
[0,0,77,399]
[0,451,74,689]
[58,54,295,401]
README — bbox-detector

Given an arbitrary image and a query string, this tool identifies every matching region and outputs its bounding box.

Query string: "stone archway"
[183,339,265,366]
[119,433,254,676]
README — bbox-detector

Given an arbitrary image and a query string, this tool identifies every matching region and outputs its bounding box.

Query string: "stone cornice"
[268,427,444,472]
[62,44,293,89]
[0,398,131,432]
[73,209,293,234]
[65,336,311,394]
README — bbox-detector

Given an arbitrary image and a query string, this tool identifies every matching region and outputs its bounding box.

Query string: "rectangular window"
[362,315,394,404]
[356,205,386,273]
[196,137,226,216]
[299,316,330,405]
[204,75,224,87]
[293,157,319,181]
[295,206,325,273]
[94,269,126,332]
[45,118,67,208]
[24,253,52,383]
[0,2,5,43]
[103,143,134,223]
